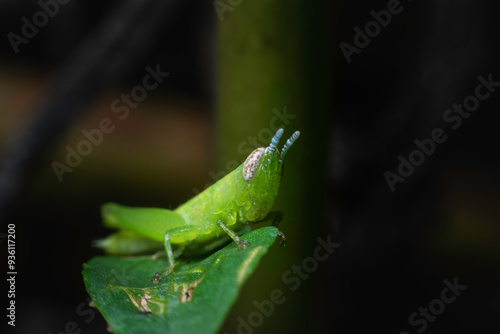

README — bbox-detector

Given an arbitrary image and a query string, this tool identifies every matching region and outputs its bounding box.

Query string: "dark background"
[1,0,499,333]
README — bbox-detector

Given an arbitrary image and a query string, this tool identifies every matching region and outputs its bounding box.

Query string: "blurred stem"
[215,1,331,332]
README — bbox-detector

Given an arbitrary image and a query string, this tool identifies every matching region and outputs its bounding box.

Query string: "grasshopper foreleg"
[217,220,250,250]
[259,211,286,247]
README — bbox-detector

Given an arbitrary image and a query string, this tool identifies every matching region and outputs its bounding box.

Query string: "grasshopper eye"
[243,148,265,182]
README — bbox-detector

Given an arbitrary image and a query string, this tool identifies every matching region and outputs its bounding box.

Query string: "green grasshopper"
[97,128,300,283]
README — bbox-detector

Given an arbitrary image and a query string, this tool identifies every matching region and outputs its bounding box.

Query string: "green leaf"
[82,226,278,334]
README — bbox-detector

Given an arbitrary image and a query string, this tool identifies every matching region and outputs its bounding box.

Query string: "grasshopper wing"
[101,202,187,242]
[94,230,164,255]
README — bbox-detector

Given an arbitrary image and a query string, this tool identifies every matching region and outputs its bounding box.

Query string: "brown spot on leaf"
[179,278,204,303]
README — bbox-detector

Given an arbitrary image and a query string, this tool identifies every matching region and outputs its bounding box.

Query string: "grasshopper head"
[238,128,300,221]
[242,129,300,183]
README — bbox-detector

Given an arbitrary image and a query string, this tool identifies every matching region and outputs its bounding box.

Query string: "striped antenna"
[267,128,284,156]
[279,131,300,163]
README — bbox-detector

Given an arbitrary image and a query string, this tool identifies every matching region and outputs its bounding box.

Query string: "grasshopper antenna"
[267,128,284,157]
[279,131,300,163]
[263,128,284,168]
